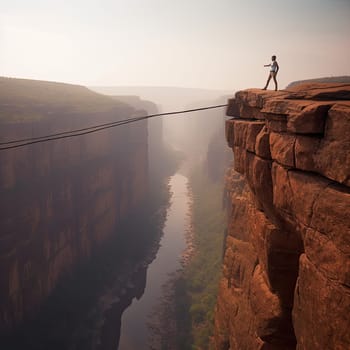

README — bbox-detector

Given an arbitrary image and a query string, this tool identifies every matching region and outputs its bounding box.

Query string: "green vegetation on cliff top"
[0,77,132,122]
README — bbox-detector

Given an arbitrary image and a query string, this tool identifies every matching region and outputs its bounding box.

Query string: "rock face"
[214,84,350,350]
[0,78,149,334]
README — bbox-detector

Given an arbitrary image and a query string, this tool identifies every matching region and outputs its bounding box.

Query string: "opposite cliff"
[0,78,149,334]
[214,83,350,350]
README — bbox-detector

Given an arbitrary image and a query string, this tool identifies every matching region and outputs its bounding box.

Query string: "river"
[117,173,189,349]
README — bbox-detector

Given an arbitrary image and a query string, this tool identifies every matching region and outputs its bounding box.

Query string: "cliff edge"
[214,84,350,349]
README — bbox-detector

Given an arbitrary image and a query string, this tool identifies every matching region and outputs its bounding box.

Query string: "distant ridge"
[91,85,231,94]
[90,86,232,111]
[287,76,350,88]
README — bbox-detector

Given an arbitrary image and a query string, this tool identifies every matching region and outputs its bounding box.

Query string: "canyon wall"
[0,78,150,334]
[214,84,350,349]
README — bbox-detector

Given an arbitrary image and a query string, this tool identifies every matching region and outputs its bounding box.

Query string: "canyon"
[3,77,348,350]
[0,78,228,349]
[214,83,350,349]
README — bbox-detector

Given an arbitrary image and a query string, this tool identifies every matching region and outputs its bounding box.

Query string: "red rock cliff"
[0,78,149,334]
[214,84,350,350]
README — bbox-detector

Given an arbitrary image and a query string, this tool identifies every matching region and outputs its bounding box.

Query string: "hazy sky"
[1,0,349,90]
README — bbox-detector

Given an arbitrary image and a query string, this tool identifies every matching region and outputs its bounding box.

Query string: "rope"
[0,104,228,151]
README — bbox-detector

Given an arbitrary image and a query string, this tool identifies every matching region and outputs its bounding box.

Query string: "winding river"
[117,173,189,349]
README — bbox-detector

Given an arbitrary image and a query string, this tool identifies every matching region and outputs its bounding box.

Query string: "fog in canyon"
[1,79,231,349]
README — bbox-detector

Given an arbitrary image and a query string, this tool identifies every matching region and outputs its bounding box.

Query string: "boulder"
[226,98,240,117]
[255,126,272,159]
[287,103,331,134]
[269,132,296,168]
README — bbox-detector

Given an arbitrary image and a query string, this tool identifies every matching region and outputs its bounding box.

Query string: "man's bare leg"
[263,74,271,90]
[273,74,278,91]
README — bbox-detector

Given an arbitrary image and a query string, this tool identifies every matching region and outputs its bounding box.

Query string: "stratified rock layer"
[215,84,350,350]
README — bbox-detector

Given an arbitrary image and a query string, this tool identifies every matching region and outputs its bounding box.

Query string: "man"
[263,55,279,91]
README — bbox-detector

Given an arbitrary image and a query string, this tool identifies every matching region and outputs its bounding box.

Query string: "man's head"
[272,55,276,61]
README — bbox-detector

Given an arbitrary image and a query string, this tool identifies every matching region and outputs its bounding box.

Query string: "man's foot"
[262,87,267,90]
